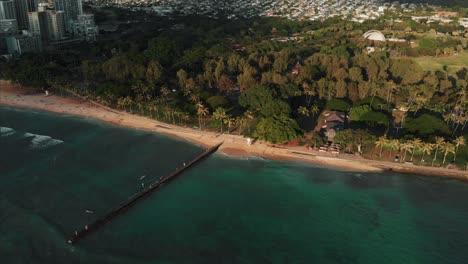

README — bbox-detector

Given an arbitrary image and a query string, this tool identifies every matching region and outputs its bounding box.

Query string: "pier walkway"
[68,142,223,244]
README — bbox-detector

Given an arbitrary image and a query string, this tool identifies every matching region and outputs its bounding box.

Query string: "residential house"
[321,110,346,142]
[291,62,301,75]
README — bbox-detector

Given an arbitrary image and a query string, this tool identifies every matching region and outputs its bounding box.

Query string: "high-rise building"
[54,0,82,31]
[37,2,46,12]
[13,0,37,29]
[45,10,65,40]
[0,0,16,20]
[6,30,41,55]
[27,11,39,33]
[28,9,65,42]
[14,0,28,29]
[26,0,37,12]
[0,0,17,37]
[73,13,97,42]
[0,18,17,32]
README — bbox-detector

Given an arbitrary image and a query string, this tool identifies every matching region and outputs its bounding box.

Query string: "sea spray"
[0,127,15,137]
[24,132,63,149]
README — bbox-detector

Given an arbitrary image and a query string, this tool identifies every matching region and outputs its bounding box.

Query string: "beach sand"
[1,80,467,180]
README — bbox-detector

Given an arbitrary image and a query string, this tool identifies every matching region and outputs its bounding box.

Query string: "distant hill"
[384,0,468,8]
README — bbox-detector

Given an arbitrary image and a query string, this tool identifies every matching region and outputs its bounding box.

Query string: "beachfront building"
[322,111,346,142]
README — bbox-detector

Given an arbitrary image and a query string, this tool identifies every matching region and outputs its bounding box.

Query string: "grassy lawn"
[414,52,468,74]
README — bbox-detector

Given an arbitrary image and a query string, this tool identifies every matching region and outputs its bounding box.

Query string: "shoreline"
[1,81,467,180]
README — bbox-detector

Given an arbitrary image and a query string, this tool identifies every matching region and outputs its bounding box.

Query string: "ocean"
[1,105,468,264]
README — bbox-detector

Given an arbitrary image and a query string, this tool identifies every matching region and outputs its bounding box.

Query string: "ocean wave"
[24,133,63,149]
[0,127,15,137]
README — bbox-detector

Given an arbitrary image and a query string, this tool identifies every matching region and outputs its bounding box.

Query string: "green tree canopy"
[390,58,424,85]
[404,114,450,137]
[206,95,230,110]
[360,111,390,127]
[145,60,163,83]
[145,37,180,66]
[334,129,376,153]
[239,84,291,117]
[253,115,302,143]
[349,105,371,121]
[326,98,350,112]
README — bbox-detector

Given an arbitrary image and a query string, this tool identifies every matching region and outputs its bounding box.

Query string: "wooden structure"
[68,142,223,244]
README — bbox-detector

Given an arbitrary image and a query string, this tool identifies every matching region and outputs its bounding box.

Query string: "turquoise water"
[1,105,468,264]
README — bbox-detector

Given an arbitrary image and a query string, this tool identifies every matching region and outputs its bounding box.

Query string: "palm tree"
[302,82,315,106]
[441,142,455,165]
[420,143,433,163]
[235,116,247,135]
[432,136,445,167]
[409,138,422,162]
[375,136,388,158]
[145,105,152,118]
[243,110,255,134]
[161,106,170,122]
[160,87,171,105]
[400,141,413,163]
[153,105,160,119]
[451,115,461,136]
[189,94,199,103]
[170,108,176,124]
[173,110,184,125]
[387,139,400,158]
[388,139,400,161]
[196,102,208,130]
[224,116,235,133]
[453,136,466,162]
[137,102,143,115]
[213,107,227,133]
[310,104,320,117]
[462,115,468,131]
[443,113,455,127]
[124,96,134,113]
[297,106,310,117]
[117,97,126,111]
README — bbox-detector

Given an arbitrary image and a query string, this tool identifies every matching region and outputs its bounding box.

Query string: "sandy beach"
[1,80,467,180]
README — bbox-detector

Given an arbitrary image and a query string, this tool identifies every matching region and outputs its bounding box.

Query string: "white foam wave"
[0,127,15,137]
[24,133,63,149]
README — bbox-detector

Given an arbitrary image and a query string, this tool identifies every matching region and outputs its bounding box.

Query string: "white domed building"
[363,30,386,42]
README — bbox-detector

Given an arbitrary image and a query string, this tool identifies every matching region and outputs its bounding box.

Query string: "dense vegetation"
[1,10,466,168]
